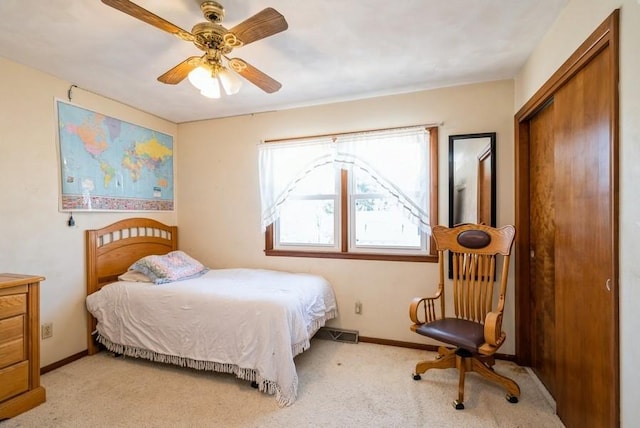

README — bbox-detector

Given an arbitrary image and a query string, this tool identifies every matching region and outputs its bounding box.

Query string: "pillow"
[118,270,152,282]
[128,251,208,284]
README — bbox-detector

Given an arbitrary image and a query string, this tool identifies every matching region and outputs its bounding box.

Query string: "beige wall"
[514,0,640,425]
[6,2,634,418]
[177,80,517,351]
[0,55,516,364]
[0,57,178,366]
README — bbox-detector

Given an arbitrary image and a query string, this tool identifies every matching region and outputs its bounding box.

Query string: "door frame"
[513,6,619,417]
[476,144,492,225]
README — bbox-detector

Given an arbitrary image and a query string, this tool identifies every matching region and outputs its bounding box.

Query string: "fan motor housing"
[200,1,225,23]
[192,22,231,53]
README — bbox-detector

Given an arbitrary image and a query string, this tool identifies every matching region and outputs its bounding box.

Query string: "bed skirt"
[93,308,337,406]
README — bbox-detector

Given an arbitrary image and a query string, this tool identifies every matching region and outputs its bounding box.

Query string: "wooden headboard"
[85,217,178,354]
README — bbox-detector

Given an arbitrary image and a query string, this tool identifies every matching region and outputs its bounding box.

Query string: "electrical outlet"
[41,322,53,339]
[355,301,362,315]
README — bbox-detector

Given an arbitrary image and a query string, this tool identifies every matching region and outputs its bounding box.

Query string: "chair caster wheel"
[453,400,464,410]
[506,394,519,403]
[413,373,421,381]
[251,381,259,389]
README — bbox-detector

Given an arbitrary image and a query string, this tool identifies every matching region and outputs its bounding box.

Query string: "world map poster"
[56,100,174,211]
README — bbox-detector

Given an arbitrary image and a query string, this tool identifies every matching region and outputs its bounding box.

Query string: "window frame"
[264,126,439,262]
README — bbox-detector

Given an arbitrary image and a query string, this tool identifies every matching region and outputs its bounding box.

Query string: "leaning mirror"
[448,132,496,277]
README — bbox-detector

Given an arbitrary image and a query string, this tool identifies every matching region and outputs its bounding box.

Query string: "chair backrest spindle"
[433,224,515,325]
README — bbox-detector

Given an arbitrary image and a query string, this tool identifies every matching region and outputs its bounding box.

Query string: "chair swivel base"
[412,346,520,409]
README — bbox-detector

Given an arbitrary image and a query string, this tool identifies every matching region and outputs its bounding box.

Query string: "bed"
[85,218,337,406]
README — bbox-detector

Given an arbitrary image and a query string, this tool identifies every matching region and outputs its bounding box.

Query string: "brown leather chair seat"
[416,318,485,352]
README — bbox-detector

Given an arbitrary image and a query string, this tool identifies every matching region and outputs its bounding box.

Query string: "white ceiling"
[0,0,568,123]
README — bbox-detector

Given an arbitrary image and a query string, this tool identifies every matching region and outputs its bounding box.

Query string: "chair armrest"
[483,311,505,347]
[409,295,442,330]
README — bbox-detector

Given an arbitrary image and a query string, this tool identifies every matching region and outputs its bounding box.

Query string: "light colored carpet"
[1,340,564,427]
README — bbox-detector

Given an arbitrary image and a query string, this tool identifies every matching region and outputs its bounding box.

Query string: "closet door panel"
[528,101,556,397]
[553,46,616,428]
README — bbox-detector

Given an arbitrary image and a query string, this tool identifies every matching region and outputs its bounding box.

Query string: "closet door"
[552,44,617,428]
[515,10,619,428]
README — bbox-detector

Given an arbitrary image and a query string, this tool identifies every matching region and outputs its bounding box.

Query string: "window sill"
[264,249,437,263]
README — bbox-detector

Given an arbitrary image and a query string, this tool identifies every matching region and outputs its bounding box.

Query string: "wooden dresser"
[0,274,46,420]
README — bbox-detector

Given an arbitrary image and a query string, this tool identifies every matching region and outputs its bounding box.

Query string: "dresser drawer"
[0,315,25,369]
[0,360,29,402]
[0,294,26,319]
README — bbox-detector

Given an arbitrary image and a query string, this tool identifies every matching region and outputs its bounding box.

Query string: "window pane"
[279,199,335,245]
[291,163,336,195]
[354,198,421,247]
[354,168,386,194]
[350,140,427,198]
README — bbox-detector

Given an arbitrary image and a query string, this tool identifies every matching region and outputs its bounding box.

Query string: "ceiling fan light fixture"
[200,86,221,99]
[199,76,221,99]
[218,67,242,95]
[187,66,213,91]
[188,62,242,98]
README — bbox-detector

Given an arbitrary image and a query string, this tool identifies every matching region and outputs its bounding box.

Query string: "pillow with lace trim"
[128,251,208,284]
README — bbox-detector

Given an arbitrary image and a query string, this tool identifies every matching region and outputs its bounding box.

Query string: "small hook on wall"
[68,84,78,101]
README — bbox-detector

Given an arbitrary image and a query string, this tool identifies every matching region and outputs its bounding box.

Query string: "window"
[259,126,438,262]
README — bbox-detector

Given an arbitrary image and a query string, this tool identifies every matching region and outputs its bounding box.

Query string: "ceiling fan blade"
[228,8,288,46]
[157,56,202,84]
[101,0,194,42]
[228,58,282,93]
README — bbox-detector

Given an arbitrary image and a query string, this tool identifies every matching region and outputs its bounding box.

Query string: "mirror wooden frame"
[448,132,497,277]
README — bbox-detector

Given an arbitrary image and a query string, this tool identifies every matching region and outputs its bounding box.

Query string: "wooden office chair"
[409,223,519,409]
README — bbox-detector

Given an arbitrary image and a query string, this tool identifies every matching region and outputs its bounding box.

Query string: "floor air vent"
[315,327,359,344]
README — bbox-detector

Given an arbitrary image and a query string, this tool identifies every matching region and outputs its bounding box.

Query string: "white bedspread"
[86,268,337,406]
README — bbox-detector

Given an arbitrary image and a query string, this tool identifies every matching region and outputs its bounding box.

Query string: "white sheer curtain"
[259,137,335,231]
[258,126,430,232]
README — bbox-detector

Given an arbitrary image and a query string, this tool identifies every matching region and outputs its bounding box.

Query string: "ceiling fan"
[101,0,288,97]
